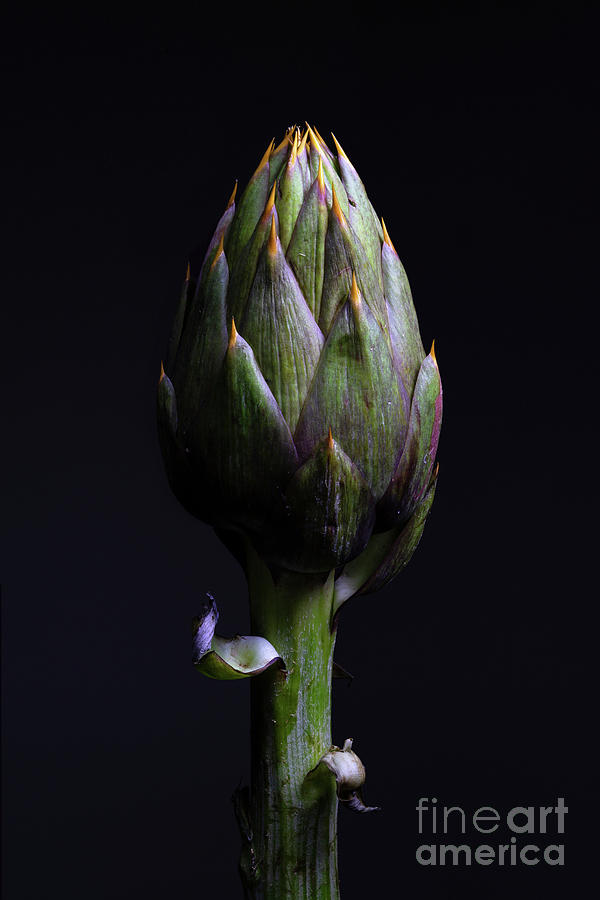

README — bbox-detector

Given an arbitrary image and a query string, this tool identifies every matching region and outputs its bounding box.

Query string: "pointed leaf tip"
[262,180,277,221]
[350,271,361,310]
[254,139,274,175]
[288,129,298,167]
[272,132,291,159]
[298,127,309,155]
[313,126,330,151]
[211,232,225,268]
[185,261,191,281]
[305,121,317,144]
[228,317,237,349]
[381,219,397,254]
[331,183,346,227]
[331,132,348,161]
[227,181,238,209]
[317,156,325,194]
[159,360,165,383]
[306,124,325,161]
[430,339,436,363]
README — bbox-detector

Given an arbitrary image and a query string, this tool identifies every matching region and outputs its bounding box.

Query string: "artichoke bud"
[158,126,442,597]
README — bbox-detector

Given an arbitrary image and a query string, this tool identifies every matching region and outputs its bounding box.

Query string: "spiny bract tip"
[227,182,238,209]
[272,133,291,158]
[211,233,225,268]
[350,272,361,309]
[305,123,322,158]
[298,128,309,155]
[263,181,277,219]
[331,132,348,161]
[288,130,298,167]
[313,126,330,151]
[229,318,238,349]
[331,184,346,226]
[255,139,274,175]
[317,156,325,194]
[381,219,397,254]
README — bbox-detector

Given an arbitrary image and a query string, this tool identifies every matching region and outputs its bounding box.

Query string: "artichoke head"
[158,126,442,596]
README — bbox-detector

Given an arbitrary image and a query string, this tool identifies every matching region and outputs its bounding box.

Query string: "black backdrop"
[3,4,597,898]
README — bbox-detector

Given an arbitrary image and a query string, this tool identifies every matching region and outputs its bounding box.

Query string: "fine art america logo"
[416,797,567,866]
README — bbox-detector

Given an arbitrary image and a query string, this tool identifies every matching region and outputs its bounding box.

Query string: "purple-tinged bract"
[158,125,442,596]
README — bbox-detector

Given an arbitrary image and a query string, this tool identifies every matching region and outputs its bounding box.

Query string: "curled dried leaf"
[192,595,284,680]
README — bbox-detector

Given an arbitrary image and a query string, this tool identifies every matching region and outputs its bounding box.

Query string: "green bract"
[158,126,442,597]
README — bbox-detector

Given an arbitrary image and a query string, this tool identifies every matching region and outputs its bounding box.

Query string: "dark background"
[2,3,597,898]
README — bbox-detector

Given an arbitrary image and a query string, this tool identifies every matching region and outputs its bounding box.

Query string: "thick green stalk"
[245,547,339,900]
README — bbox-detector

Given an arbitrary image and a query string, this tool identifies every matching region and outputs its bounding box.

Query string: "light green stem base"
[246,548,339,900]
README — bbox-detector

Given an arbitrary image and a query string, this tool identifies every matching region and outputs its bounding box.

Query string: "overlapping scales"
[159,125,442,589]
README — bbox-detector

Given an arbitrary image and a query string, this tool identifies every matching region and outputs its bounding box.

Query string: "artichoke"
[158,125,442,596]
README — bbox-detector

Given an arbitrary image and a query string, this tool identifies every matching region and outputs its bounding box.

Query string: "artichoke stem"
[245,544,339,900]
